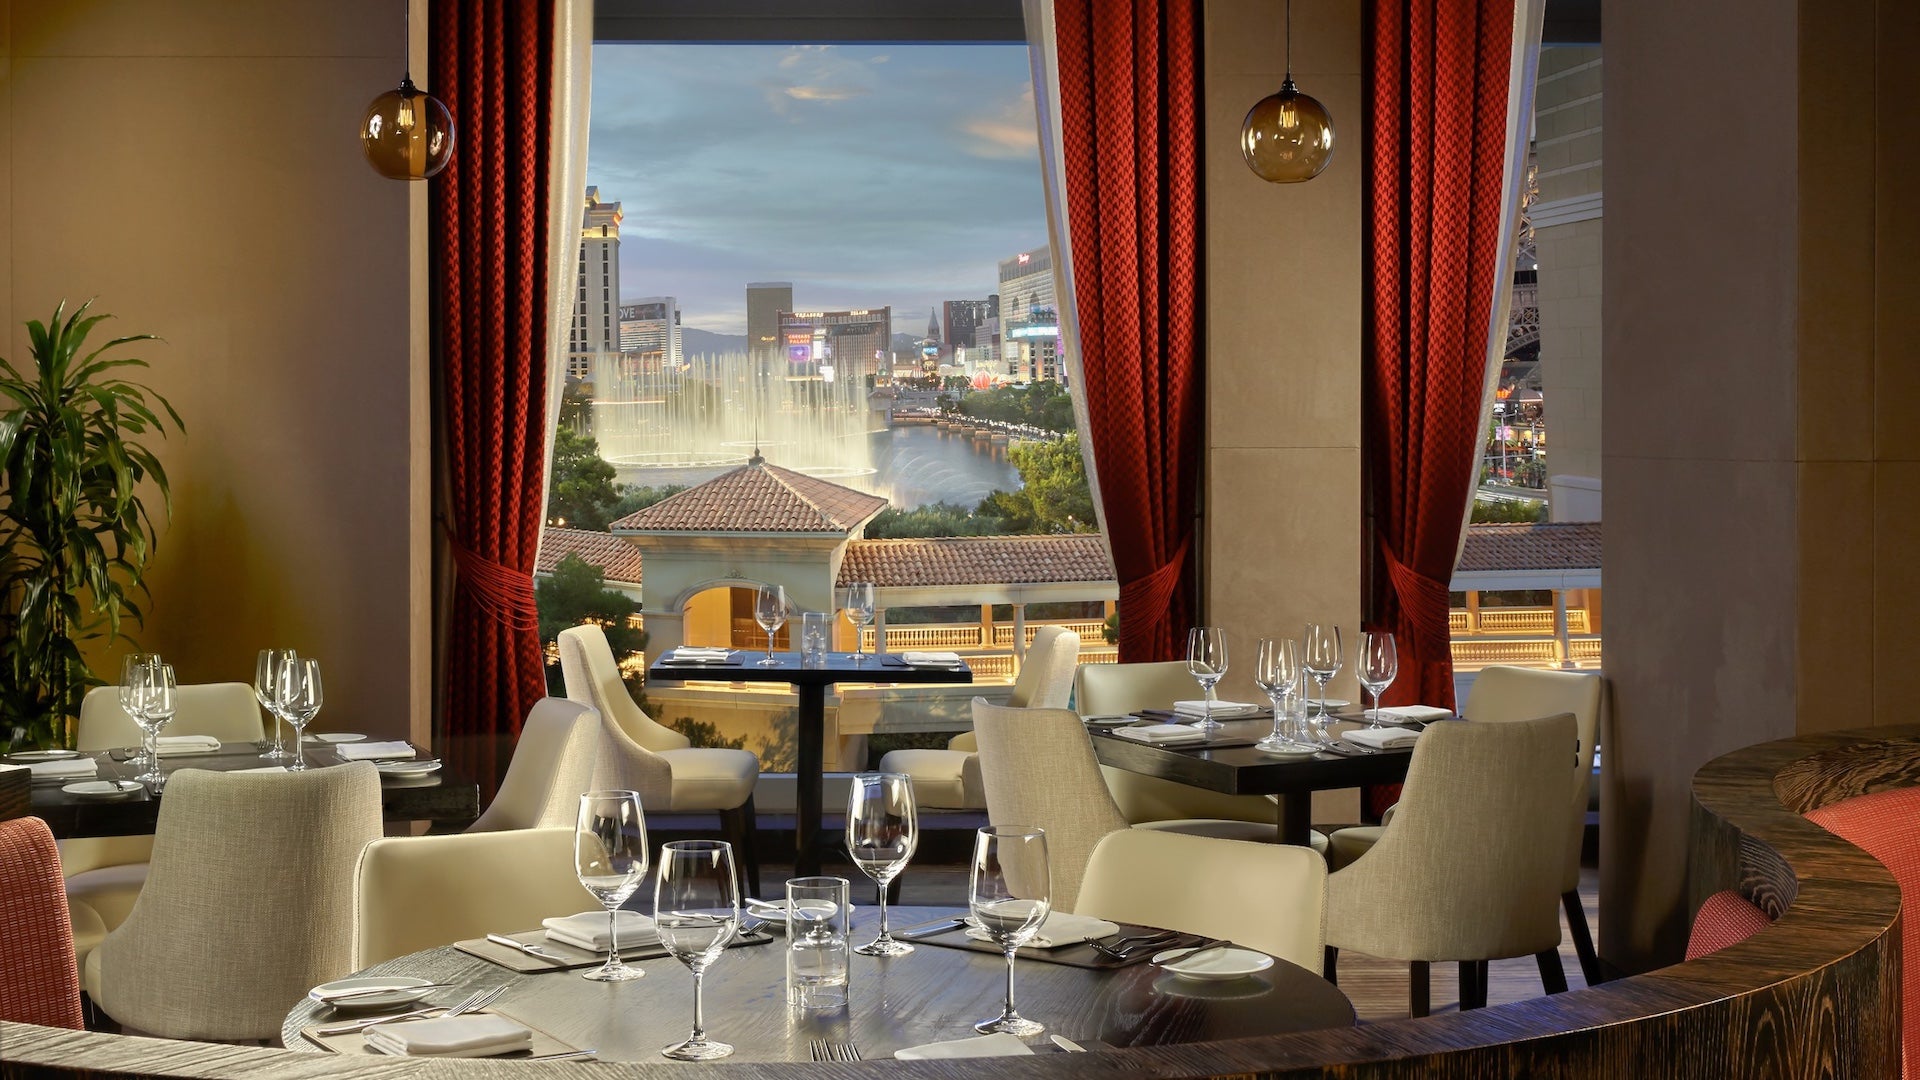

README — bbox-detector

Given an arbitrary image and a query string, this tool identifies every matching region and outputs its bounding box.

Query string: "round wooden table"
[282,907,1354,1062]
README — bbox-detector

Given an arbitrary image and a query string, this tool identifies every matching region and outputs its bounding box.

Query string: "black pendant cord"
[1285,0,1293,83]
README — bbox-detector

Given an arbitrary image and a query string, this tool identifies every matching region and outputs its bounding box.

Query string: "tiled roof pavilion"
[1452,521,1601,591]
[538,527,643,586]
[610,458,888,536]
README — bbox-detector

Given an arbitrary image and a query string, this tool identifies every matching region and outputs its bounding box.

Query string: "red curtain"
[1363,0,1513,710]
[430,1,555,796]
[1054,0,1206,663]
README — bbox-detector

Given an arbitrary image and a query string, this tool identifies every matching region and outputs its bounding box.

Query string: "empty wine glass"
[969,826,1050,1036]
[1186,627,1228,733]
[120,653,158,771]
[843,583,875,666]
[253,648,296,760]
[655,840,740,1060]
[276,659,323,770]
[575,790,649,982]
[847,772,918,956]
[754,584,788,667]
[1303,623,1343,722]
[1358,631,1399,727]
[1254,638,1308,751]
[131,663,175,787]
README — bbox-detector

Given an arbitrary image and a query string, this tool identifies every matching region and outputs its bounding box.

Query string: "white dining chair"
[877,626,1080,810]
[466,697,602,833]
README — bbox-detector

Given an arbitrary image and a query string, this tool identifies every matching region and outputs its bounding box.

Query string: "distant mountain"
[680,326,749,356]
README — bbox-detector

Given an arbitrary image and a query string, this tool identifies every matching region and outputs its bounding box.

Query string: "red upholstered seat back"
[0,816,85,1029]
[1685,889,1772,961]
[1806,786,1920,1076]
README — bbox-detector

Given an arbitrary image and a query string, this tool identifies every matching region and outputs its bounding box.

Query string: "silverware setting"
[891,916,967,940]
[1150,941,1232,968]
[809,1038,863,1062]
[314,983,506,1036]
[1087,929,1179,959]
[315,981,459,1003]
[526,1048,599,1061]
[487,933,565,959]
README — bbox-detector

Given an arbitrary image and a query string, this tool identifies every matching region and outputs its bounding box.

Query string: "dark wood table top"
[648,651,975,688]
[15,741,480,838]
[1089,716,1428,796]
[281,906,1353,1062]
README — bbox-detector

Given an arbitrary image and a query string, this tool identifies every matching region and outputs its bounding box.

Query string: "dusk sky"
[587,43,1048,338]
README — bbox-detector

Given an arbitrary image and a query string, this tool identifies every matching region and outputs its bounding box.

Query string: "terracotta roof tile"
[839,535,1114,588]
[610,461,888,534]
[538,528,643,585]
[1456,521,1602,574]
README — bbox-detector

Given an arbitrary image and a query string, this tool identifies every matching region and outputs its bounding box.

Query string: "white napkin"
[964,910,1120,949]
[542,909,659,951]
[27,758,97,780]
[1113,724,1208,745]
[1172,700,1265,718]
[234,765,290,774]
[895,1033,1033,1060]
[667,647,733,661]
[1343,726,1423,750]
[335,741,418,761]
[154,735,221,755]
[363,1014,532,1058]
[902,651,963,667]
[1374,705,1452,724]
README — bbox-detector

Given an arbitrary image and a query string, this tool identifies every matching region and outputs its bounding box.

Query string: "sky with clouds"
[588,43,1047,337]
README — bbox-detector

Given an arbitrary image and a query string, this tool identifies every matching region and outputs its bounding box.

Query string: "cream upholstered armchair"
[64,682,268,968]
[85,764,383,1041]
[1324,712,1576,1017]
[466,697,601,833]
[877,625,1080,810]
[971,700,1288,913]
[1327,666,1606,984]
[557,624,762,890]
[353,827,599,968]
[1077,829,1328,975]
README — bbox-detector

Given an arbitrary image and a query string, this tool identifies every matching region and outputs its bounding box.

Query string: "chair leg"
[720,798,762,899]
[1457,960,1487,1010]
[1409,960,1430,1018]
[1536,949,1569,995]
[1324,946,1338,983]
[1562,888,1602,986]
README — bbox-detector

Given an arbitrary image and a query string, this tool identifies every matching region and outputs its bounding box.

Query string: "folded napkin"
[235,765,290,774]
[902,651,963,667]
[1172,700,1265,718]
[27,757,97,780]
[542,909,659,951]
[666,647,733,662]
[965,910,1120,949]
[154,735,221,755]
[364,1014,532,1058]
[895,1033,1033,1060]
[1343,726,1422,750]
[1374,705,1452,724]
[1113,723,1209,746]
[335,741,417,761]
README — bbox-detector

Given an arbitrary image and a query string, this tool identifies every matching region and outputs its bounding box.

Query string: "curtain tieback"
[1381,542,1451,651]
[444,523,540,632]
[1118,533,1193,647]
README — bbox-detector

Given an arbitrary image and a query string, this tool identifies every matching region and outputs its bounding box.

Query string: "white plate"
[1254,744,1321,761]
[1306,699,1351,711]
[62,780,142,798]
[1152,945,1274,981]
[308,976,435,1011]
[8,749,80,762]
[376,759,442,777]
[304,732,367,744]
[1081,715,1137,727]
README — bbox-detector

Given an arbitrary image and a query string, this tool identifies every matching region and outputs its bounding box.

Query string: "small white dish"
[376,760,442,777]
[744,897,850,924]
[304,732,367,744]
[1254,744,1321,761]
[1151,945,1274,981]
[61,780,141,799]
[8,749,80,762]
[308,976,435,1011]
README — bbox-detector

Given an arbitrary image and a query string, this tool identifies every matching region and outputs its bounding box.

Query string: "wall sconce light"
[1240,0,1335,183]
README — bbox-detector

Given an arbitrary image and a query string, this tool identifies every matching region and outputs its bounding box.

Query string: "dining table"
[279,905,1354,1062]
[1089,714,1433,848]
[647,650,972,877]
[11,739,480,838]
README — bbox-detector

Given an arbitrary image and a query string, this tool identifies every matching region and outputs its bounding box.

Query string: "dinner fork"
[315,983,505,1035]
[1087,930,1178,959]
[810,1039,862,1062]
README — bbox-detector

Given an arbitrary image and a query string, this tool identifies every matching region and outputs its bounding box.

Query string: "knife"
[1151,940,1231,968]
[1051,1036,1087,1053]
[486,933,561,958]
[891,916,968,939]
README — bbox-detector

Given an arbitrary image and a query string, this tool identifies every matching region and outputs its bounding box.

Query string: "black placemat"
[910,923,1218,971]
[455,925,776,974]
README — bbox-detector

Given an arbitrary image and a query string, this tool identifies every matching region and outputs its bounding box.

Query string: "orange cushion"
[1805,786,1920,1075]
[1684,889,1771,960]
[0,817,85,1028]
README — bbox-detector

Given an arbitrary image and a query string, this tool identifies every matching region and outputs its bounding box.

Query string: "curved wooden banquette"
[1,725,1908,1078]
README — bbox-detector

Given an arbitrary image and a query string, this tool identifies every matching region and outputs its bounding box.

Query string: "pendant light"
[360,5,454,180]
[1240,0,1335,183]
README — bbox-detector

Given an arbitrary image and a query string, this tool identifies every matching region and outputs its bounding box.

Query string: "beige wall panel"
[1873,463,1920,727]
[1876,0,1920,462]
[7,41,414,737]
[1796,462,1872,732]
[9,0,399,59]
[1205,0,1358,79]
[0,2,11,341]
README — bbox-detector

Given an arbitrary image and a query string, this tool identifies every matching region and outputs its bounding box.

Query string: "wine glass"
[1253,638,1307,751]
[754,584,788,667]
[843,583,875,666]
[969,825,1050,1036]
[655,840,740,1060]
[276,659,323,771]
[1185,627,1228,733]
[131,663,175,787]
[120,653,158,771]
[1358,631,1399,727]
[847,772,918,956]
[253,648,296,760]
[575,790,650,982]
[1303,623,1343,722]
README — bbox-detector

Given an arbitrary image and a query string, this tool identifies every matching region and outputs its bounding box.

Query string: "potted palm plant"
[0,301,182,749]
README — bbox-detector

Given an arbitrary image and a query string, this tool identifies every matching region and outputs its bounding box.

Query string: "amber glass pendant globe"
[362,77,454,181]
[1240,80,1335,183]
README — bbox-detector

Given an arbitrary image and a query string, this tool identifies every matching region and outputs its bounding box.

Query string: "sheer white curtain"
[537,0,594,560]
